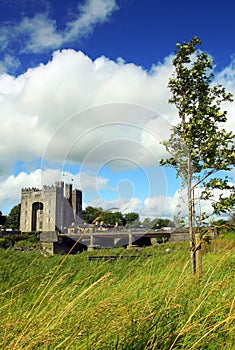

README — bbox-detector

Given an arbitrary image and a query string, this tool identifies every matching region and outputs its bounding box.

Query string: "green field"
[0,235,234,349]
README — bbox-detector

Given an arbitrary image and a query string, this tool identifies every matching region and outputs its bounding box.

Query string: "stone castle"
[20,182,82,233]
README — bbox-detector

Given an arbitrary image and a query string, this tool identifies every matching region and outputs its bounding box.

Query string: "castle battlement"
[22,187,41,193]
[42,185,56,191]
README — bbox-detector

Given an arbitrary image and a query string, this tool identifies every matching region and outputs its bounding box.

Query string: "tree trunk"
[187,156,196,275]
[195,233,202,278]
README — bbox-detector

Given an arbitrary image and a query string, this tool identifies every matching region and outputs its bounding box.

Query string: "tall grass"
[0,237,234,349]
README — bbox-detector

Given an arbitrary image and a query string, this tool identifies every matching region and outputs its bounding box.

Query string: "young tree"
[160,37,235,275]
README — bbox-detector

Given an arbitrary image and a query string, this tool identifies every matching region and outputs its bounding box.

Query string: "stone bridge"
[40,228,191,255]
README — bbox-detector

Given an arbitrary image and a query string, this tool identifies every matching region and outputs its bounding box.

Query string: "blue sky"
[1,0,235,73]
[0,0,235,220]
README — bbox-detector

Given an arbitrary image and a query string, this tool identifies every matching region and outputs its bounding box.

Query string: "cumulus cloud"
[0,0,118,55]
[0,49,175,177]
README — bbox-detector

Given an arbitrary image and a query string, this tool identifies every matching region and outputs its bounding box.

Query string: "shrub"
[0,238,13,249]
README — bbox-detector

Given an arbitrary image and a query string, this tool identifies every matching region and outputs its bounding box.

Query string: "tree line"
[82,206,174,228]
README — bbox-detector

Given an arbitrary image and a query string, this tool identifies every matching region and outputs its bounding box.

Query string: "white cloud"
[0,0,118,55]
[65,0,118,40]
[85,196,143,215]
[0,55,21,74]
[0,49,175,177]
[213,59,235,133]
[69,171,110,192]
[18,14,64,53]
[0,26,10,52]
[143,191,183,220]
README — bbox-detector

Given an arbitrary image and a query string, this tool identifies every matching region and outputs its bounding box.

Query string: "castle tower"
[72,189,82,224]
[20,182,82,232]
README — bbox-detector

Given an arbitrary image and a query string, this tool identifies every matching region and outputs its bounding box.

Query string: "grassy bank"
[0,236,234,349]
